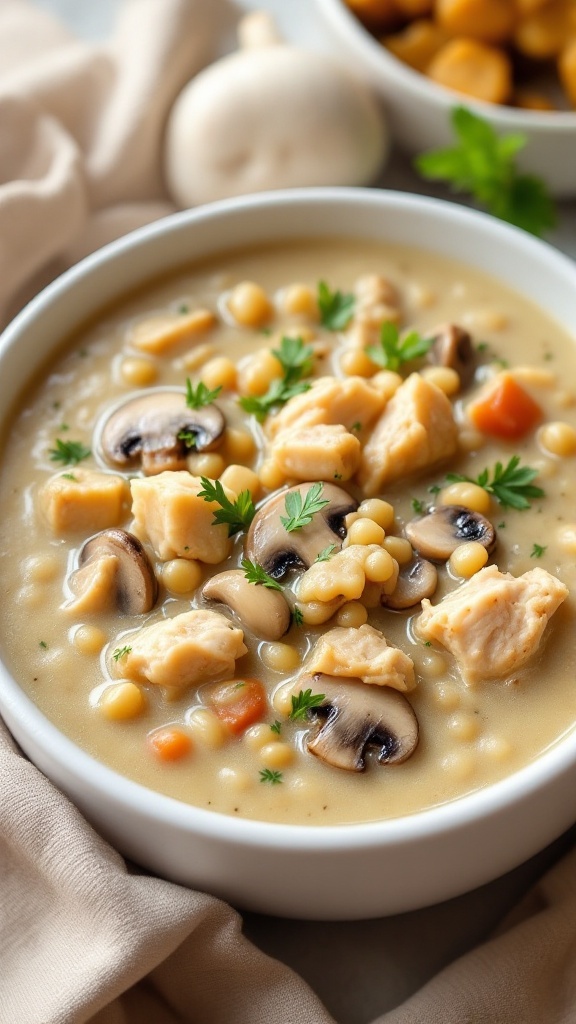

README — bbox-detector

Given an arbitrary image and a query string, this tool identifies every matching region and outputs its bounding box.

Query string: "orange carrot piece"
[469,373,542,440]
[148,726,192,762]
[208,678,268,735]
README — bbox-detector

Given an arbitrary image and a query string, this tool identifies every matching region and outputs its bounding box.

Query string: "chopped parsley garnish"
[240,558,283,591]
[292,606,304,628]
[238,335,313,423]
[61,473,77,481]
[367,321,433,372]
[350,421,362,432]
[411,498,426,514]
[428,484,441,496]
[530,543,547,558]
[185,378,222,409]
[317,280,355,331]
[112,645,132,661]
[49,439,91,466]
[446,456,544,510]
[289,688,326,721]
[259,768,283,784]
[315,543,336,563]
[198,476,256,536]
[177,429,197,449]
[39,640,48,650]
[178,304,190,314]
[270,720,282,736]
[415,106,556,238]
[280,482,330,533]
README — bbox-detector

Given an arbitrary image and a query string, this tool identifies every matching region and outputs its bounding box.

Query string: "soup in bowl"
[1,188,576,919]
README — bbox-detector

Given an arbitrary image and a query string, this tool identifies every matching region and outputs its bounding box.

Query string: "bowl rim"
[2,185,576,853]
[314,0,576,130]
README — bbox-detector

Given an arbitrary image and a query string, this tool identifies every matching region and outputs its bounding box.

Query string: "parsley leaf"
[315,543,336,563]
[280,482,330,533]
[367,321,433,372]
[238,335,314,423]
[530,543,547,558]
[259,768,283,784]
[272,335,314,384]
[412,498,426,514]
[177,429,197,449]
[292,606,304,628]
[289,688,326,721]
[239,377,311,423]
[49,439,91,466]
[185,378,222,409]
[198,476,256,536]
[270,720,282,736]
[112,645,132,661]
[240,558,284,591]
[446,456,544,510]
[317,280,355,330]
[415,106,556,238]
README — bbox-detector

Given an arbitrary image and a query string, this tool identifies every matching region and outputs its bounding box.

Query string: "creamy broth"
[1,238,576,826]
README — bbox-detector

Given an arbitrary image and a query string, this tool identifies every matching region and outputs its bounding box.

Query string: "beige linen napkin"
[1,2,576,1023]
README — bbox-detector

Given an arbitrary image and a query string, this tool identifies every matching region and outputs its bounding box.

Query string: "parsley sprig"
[367,321,433,372]
[317,280,355,331]
[446,456,544,510]
[112,645,132,662]
[239,336,313,423]
[198,476,256,536]
[259,768,283,784]
[315,543,336,563]
[289,688,326,721]
[415,106,556,238]
[240,558,283,591]
[280,482,330,533]
[49,439,91,466]
[185,378,222,409]
[530,543,547,559]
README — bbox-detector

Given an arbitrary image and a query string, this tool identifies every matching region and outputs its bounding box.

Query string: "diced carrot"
[208,678,268,735]
[468,373,542,440]
[148,726,193,762]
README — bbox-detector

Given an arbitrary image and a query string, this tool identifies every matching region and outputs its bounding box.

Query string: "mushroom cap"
[428,324,476,389]
[164,47,388,208]
[381,557,438,611]
[299,673,419,772]
[99,389,225,475]
[78,528,158,614]
[244,483,358,579]
[202,569,291,641]
[405,505,497,563]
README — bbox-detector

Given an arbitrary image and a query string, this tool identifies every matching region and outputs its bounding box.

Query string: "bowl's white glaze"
[314,0,576,198]
[1,188,576,920]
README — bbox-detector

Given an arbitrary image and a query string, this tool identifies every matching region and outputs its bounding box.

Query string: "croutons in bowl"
[1,188,576,920]
[314,0,576,197]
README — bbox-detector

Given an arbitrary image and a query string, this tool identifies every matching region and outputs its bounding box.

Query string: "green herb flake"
[112,645,132,662]
[198,476,256,536]
[415,106,556,238]
[446,455,544,510]
[280,482,330,533]
[428,484,441,496]
[290,689,326,721]
[315,543,336,563]
[39,640,48,650]
[270,720,282,736]
[317,280,355,331]
[49,439,91,466]
[238,335,314,423]
[530,543,547,558]
[272,335,314,384]
[178,304,190,314]
[61,473,77,481]
[350,421,362,433]
[411,498,426,514]
[177,429,197,449]
[259,768,283,784]
[60,423,69,432]
[367,321,433,372]
[292,606,304,628]
[423,641,432,647]
[185,378,222,409]
[240,558,283,591]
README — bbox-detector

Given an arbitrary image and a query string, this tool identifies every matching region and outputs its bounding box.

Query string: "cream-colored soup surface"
[1,238,576,826]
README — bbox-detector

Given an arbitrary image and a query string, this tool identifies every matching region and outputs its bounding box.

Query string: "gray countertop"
[21,1,576,1021]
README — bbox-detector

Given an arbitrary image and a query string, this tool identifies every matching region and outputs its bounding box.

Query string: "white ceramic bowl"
[1,188,576,921]
[314,0,576,198]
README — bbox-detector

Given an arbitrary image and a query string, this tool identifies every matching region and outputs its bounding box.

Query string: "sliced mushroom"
[297,673,418,772]
[405,505,496,562]
[71,528,158,614]
[428,323,476,389]
[100,390,225,475]
[244,483,358,579]
[381,557,437,610]
[202,569,291,641]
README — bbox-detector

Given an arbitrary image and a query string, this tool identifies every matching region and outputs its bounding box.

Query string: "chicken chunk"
[130,472,232,563]
[297,544,397,603]
[118,609,247,689]
[306,624,416,692]
[267,376,387,439]
[417,565,568,685]
[40,469,129,535]
[129,309,216,354]
[358,372,458,495]
[271,424,361,483]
